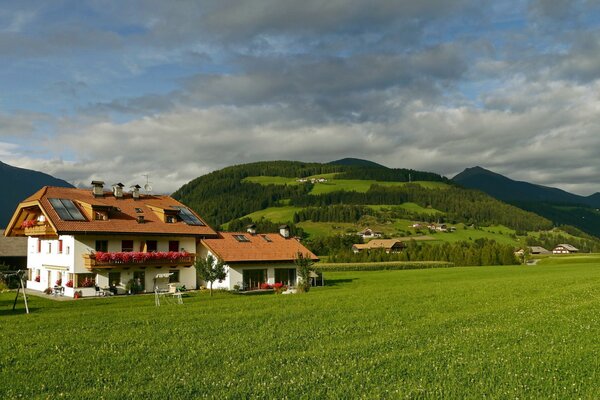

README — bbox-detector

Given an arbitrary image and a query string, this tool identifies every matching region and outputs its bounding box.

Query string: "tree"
[194,254,227,297]
[294,252,315,292]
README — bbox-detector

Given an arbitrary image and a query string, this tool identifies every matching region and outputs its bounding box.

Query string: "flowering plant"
[34,276,40,282]
[93,251,191,263]
[260,283,273,290]
[65,279,74,288]
[21,220,37,228]
[81,278,95,287]
[55,279,62,286]
[273,282,287,294]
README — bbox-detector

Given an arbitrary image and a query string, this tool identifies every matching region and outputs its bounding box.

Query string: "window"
[94,211,107,221]
[47,242,52,254]
[95,240,108,252]
[275,268,297,286]
[173,206,205,226]
[135,208,143,213]
[169,270,180,283]
[76,273,95,287]
[121,240,134,252]
[261,235,272,242]
[48,198,86,221]
[166,215,176,223]
[108,272,121,286]
[146,240,158,252]
[58,240,63,254]
[169,241,179,252]
[37,239,41,253]
[233,234,250,242]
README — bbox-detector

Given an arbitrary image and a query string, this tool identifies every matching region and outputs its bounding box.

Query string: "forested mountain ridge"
[453,166,600,237]
[172,160,551,232]
[0,160,74,228]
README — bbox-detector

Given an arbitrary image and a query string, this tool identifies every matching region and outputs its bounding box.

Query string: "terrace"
[83,251,195,270]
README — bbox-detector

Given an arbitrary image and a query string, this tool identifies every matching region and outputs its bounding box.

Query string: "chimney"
[130,184,141,200]
[246,224,257,235]
[279,224,290,238]
[112,183,124,198]
[91,181,105,197]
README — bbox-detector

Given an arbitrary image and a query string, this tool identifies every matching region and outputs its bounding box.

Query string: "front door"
[133,271,145,292]
[243,269,266,290]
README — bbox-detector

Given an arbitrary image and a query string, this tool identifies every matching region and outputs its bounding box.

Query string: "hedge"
[316,261,454,272]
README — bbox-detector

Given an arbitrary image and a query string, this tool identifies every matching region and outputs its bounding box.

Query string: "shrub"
[317,261,454,272]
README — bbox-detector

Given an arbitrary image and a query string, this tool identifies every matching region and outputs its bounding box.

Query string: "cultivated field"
[1,258,599,398]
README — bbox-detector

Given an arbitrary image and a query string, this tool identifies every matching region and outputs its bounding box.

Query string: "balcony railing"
[23,224,56,237]
[83,252,196,270]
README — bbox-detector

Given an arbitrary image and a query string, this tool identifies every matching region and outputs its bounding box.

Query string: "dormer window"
[166,215,176,223]
[94,211,107,221]
[135,208,143,213]
[233,235,250,242]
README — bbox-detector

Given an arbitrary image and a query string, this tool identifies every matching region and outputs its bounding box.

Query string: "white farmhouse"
[199,225,318,290]
[4,182,217,297]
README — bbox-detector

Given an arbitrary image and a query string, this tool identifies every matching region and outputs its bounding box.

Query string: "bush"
[317,261,454,272]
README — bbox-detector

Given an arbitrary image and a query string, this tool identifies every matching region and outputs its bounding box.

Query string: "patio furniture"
[94,285,105,297]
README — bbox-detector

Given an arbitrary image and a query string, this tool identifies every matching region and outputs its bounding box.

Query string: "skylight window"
[173,206,205,226]
[233,235,250,242]
[261,235,272,242]
[48,198,86,221]
[135,208,143,213]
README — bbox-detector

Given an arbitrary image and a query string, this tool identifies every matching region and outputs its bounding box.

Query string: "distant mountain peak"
[328,158,388,168]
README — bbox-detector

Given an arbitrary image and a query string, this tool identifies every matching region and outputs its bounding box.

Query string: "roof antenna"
[142,174,153,194]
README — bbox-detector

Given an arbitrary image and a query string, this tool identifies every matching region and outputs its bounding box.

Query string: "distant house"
[552,244,579,254]
[357,228,383,239]
[0,229,27,270]
[529,246,551,255]
[352,239,405,254]
[428,223,448,232]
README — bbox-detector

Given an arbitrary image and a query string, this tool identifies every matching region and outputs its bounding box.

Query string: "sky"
[1,0,600,195]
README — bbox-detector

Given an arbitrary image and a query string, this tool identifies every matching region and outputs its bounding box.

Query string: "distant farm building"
[552,244,579,254]
[357,228,383,239]
[352,239,405,254]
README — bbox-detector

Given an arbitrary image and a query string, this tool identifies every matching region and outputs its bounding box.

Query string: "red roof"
[7,186,217,237]
[202,232,319,263]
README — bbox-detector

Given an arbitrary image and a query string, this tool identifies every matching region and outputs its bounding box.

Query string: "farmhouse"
[552,244,579,254]
[357,227,383,239]
[0,229,27,270]
[200,225,319,290]
[529,246,551,255]
[4,182,218,297]
[352,239,406,254]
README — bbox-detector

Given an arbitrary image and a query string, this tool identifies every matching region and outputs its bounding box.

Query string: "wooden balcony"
[23,224,57,238]
[83,253,196,270]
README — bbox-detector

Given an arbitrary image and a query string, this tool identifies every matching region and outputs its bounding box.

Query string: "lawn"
[1,259,599,398]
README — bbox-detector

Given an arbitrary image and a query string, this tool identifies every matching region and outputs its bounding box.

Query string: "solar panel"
[48,198,87,221]
[173,206,205,226]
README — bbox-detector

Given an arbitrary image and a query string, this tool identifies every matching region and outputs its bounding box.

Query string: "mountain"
[453,166,600,237]
[453,166,600,206]
[328,158,388,168]
[0,161,74,228]
[173,160,550,233]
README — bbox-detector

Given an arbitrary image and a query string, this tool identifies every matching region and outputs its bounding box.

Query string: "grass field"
[242,175,450,195]
[2,258,599,398]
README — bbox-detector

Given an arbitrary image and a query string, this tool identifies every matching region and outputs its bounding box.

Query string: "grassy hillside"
[2,257,599,398]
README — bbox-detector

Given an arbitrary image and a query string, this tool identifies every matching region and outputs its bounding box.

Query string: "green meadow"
[2,257,599,399]
[242,175,450,195]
